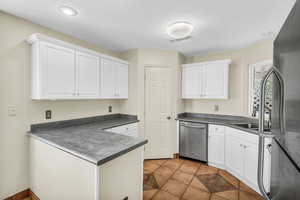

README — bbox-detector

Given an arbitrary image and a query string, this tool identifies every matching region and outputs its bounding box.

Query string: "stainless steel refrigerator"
[257,1,300,199]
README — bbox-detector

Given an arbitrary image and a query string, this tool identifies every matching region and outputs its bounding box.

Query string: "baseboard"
[4,189,40,200]
[173,153,179,159]
[4,189,30,200]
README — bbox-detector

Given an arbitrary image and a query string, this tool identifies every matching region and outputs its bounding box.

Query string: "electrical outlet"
[45,110,52,119]
[8,106,17,116]
[108,106,112,113]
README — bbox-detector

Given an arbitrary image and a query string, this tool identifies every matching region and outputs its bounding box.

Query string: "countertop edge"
[176,118,259,135]
[28,133,148,166]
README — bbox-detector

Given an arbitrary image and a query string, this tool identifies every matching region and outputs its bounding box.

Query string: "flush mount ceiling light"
[166,21,194,41]
[59,6,78,16]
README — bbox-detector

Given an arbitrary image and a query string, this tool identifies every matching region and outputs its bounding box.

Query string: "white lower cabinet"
[225,133,245,178]
[106,123,138,137]
[208,125,225,168]
[225,127,271,193]
[208,125,271,194]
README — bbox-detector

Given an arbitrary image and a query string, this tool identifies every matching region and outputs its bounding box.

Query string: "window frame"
[248,60,273,117]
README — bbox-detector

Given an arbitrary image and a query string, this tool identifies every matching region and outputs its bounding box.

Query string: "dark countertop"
[29,114,147,166]
[176,113,259,135]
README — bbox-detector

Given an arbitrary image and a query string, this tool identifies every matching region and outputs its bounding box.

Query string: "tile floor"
[144,158,264,200]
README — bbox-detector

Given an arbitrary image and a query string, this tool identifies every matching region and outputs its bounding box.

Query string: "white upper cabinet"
[181,59,231,99]
[115,63,129,98]
[40,42,76,99]
[27,33,128,100]
[182,66,203,98]
[100,59,116,98]
[100,59,129,99]
[76,51,100,98]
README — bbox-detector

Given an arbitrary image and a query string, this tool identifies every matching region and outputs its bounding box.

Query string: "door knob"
[166,116,171,120]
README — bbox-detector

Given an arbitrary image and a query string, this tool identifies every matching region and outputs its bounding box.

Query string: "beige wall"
[0,11,121,198]
[119,49,184,155]
[184,40,273,116]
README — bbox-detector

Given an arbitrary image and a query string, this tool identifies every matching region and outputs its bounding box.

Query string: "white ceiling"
[0,0,296,55]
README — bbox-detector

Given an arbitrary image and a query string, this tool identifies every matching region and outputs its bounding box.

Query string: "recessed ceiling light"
[166,21,194,40]
[59,6,78,16]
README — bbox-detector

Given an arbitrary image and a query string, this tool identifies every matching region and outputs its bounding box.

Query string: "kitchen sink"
[232,123,259,129]
[232,123,271,132]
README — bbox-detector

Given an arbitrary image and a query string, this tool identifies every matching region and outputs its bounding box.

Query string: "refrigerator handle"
[258,66,285,200]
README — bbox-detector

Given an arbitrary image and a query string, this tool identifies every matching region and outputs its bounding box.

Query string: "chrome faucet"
[264,106,272,129]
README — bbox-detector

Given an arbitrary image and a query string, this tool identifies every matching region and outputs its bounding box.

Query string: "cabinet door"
[115,63,128,98]
[182,66,203,98]
[243,142,259,188]
[225,134,244,178]
[208,132,225,167]
[41,42,76,98]
[100,59,116,98]
[76,51,99,97]
[203,63,228,99]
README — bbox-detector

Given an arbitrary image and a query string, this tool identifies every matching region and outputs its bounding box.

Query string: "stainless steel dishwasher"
[179,121,208,162]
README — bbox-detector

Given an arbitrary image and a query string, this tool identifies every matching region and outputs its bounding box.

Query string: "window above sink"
[248,60,273,119]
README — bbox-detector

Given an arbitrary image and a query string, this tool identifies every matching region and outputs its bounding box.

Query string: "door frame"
[143,65,175,159]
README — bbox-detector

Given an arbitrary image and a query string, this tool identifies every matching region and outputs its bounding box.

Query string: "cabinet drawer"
[226,127,258,144]
[209,125,225,134]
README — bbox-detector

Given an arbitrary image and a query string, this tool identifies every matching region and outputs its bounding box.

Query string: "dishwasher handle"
[180,123,206,129]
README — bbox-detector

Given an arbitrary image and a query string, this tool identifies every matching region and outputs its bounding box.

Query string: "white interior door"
[76,51,99,97]
[144,67,173,159]
[41,42,76,98]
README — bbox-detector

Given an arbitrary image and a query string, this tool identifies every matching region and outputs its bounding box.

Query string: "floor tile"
[239,191,264,200]
[161,178,188,197]
[144,162,160,172]
[153,172,170,188]
[144,173,159,190]
[210,194,228,200]
[163,160,181,172]
[190,177,210,192]
[196,164,218,175]
[155,166,173,178]
[172,170,194,185]
[179,162,199,175]
[218,170,239,188]
[152,190,180,200]
[143,189,158,200]
[145,159,168,166]
[196,174,235,193]
[214,189,239,200]
[182,186,210,200]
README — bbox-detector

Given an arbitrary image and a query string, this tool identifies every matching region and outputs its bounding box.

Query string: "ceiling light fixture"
[59,6,78,16]
[166,21,194,41]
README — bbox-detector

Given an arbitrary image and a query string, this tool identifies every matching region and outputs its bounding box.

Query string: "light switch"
[214,105,219,112]
[8,106,17,116]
